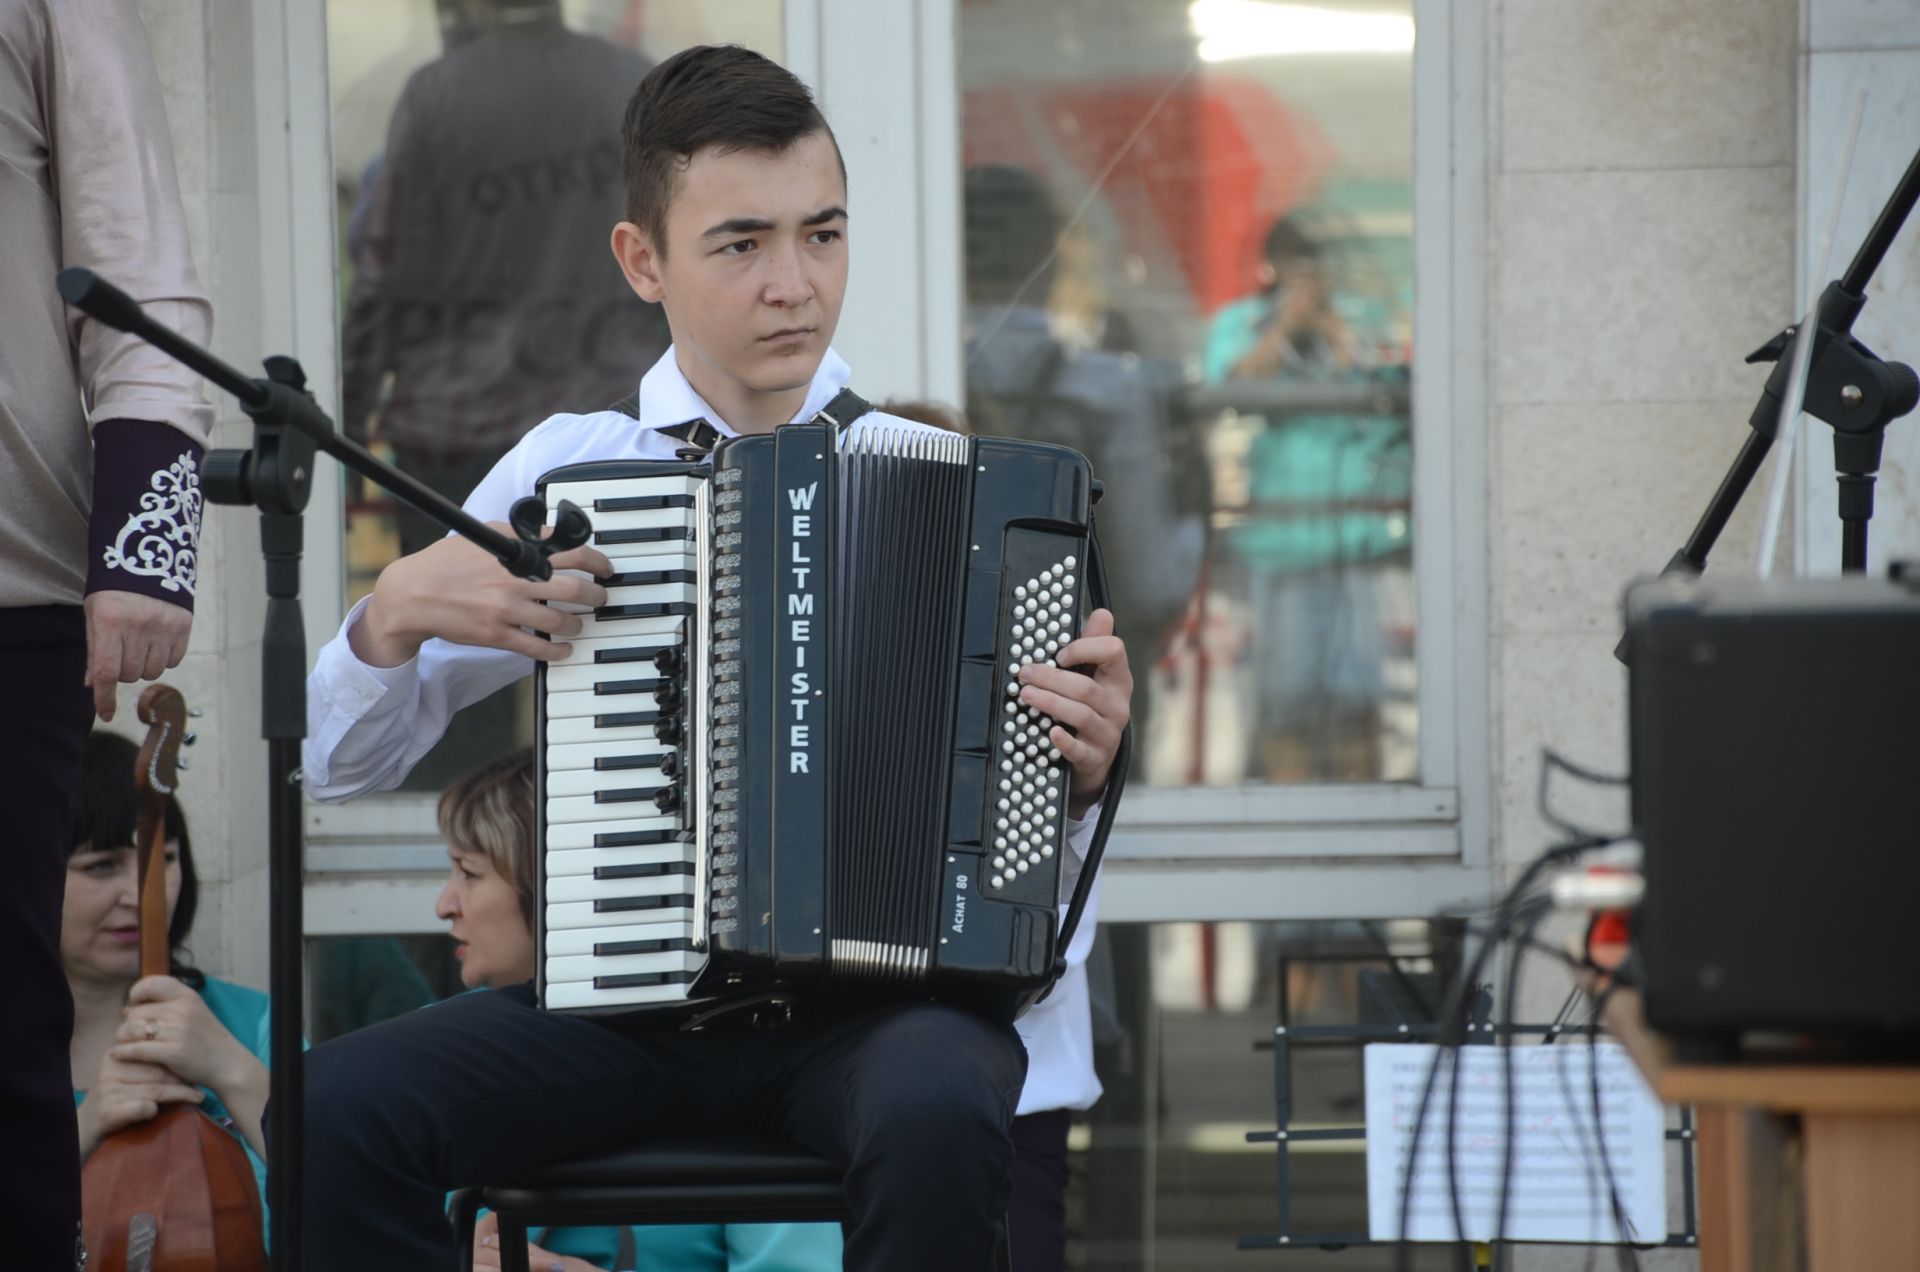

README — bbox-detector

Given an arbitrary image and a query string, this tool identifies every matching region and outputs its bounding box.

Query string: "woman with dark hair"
[63,729,271,1200]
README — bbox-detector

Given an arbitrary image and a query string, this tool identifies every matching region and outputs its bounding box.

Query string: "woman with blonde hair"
[436,748,842,1272]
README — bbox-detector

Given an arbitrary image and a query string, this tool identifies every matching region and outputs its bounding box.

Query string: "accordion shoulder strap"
[607,387,873,437]
[810,386,873,432]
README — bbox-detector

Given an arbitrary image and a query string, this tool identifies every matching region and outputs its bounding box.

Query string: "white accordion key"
[544,841,693,878]
[547,715,661,746]
[548,790,668,824]
[545,738,674,772]
[546,873,690,904]
[553,628,682,669]
[546,814,681,852]
[546,898,694,930]
[548,686,659,719]
[547,766,671,800]
[543,979,694,1010]
[546,920,693,957]
[545,949,704,987]
[567,611,689,642]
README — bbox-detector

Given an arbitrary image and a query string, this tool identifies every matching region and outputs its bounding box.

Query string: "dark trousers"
[1008,1109,1071,1272]
[290,984,1028,1271]
[0,606,93,1269]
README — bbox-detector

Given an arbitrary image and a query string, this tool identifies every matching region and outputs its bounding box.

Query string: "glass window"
[307,934,464,1043]
[1076,919,1461,1269]
[325,0,783,791]
[958,0,1417,790]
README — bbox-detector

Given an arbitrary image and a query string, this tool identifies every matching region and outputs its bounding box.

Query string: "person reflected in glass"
[341,0,670,786]
[962,165,1205,741]
[344,0,669,525]
[435,750,843,1272]
[64,731,272,1212]
[1202,216,1411,782]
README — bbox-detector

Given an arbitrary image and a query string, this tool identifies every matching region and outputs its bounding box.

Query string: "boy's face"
[613,129,849,422]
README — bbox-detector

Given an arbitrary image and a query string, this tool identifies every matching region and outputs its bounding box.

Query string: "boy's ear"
[612,221,666,303]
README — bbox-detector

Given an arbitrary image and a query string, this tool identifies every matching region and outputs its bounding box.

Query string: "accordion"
[533,420,1111,1023]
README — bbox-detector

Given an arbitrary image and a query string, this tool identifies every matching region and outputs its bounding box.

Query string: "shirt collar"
[634,344,853,437]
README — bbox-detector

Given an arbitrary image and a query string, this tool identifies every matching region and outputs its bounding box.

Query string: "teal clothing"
[517,1219,842,1272]
[1202,294,1411,572]
[73,976,273,1211]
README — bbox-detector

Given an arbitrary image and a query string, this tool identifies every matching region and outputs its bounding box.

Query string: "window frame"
[294,0,1492,930]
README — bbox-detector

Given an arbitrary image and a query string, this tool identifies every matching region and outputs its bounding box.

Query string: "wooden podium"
[1606,989,1920,1271]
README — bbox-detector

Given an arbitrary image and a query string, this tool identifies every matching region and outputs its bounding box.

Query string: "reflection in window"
[1077,921,1459,1270]
[959,0,1416,789]
[326,0,782,790]
[307,935,464,1043]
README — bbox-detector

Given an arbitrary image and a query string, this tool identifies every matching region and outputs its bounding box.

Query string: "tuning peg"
[188,707,204,718]
[176,759,191,771]
[183,732,198,747]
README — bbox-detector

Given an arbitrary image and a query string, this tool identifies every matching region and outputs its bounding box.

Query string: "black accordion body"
[533,420,1105,1023]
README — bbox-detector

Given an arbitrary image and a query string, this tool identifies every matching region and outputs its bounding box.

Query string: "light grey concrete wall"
[1486,2,1800,1264]
[107,0,273,990]
[1488,0,1796,871]
[1799,0,1920,572]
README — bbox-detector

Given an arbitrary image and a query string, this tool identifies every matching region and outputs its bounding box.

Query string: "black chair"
[449,1133,1012,1272]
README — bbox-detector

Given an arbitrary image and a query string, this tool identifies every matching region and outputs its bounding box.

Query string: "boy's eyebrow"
[700,206,848,241]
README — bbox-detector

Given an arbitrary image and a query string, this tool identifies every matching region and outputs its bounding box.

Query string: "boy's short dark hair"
[621,45,843,256]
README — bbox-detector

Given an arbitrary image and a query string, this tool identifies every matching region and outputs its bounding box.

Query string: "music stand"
[1237,997,1699,1254]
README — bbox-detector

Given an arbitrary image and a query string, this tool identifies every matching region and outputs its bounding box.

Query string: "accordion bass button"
[655,716,682,744]
[658,751,680,779]
[653,647,685,676]
[653,785,682,813]
[654,682,684,710]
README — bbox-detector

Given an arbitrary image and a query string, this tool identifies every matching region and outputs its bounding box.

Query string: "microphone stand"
[57,268,589,1271]
[1630,145,1920,606]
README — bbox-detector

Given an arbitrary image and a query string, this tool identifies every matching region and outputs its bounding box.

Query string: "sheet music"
[1363,1042,1666,1244]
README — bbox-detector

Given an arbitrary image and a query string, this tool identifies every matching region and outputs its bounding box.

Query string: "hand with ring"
[110,975,270,1158]
[112,975,257,1101]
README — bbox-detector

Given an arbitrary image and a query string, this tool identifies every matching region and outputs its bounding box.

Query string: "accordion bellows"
[534,422,1096,1023]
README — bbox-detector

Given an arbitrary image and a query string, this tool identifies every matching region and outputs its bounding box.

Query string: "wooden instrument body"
[79,685,267,1271]
[81,1105,266,1272]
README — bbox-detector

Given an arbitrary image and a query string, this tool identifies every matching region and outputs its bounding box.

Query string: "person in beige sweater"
[0,1,210,1263]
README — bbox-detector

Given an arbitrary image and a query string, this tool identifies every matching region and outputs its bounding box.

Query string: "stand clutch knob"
[203,448,253,505]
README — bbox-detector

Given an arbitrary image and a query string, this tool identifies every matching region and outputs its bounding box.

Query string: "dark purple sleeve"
[85,417,206,610]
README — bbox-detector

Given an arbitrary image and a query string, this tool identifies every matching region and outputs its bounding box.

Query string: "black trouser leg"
[0,606,93,1269]
[768,1003,1029,1272]
[1007,1109,1071,1272]
[286,983,711,1271]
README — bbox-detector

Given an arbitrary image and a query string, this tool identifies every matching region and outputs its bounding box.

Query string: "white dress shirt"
[303,343,1104,1115]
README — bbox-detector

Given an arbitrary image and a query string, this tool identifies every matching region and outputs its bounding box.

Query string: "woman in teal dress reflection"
[1203,216,1412,781]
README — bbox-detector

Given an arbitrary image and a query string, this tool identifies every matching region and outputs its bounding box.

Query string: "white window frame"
[292,0,1490,932]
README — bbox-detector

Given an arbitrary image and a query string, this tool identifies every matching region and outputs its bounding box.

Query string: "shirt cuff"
[86,418,205,607]
[320,596,423,702]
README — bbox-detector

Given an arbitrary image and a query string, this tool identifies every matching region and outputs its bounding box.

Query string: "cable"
[1490,901,1553,1270]
[1537,748,1629,844]
[1588,982,1642,1270]
[1393,836,1612,1271]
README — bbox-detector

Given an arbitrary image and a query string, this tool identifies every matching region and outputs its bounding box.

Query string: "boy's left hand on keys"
[1013,607,1133,818]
